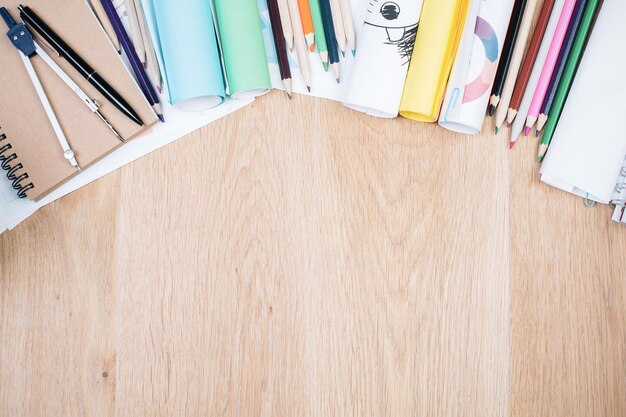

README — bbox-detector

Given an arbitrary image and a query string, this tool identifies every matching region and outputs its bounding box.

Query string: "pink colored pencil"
[524,0,577,135]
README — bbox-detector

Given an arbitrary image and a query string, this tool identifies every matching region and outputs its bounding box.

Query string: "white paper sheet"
[439,0,515,134]
[341,0,423,118]
[540,0,626,204]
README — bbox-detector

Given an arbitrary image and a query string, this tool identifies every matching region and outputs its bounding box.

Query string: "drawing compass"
[1,7,125,169]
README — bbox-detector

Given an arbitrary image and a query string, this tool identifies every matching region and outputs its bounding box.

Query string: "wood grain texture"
[1,93,624,417]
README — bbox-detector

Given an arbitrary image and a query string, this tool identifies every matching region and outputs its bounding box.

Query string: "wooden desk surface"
[1,93,625,416]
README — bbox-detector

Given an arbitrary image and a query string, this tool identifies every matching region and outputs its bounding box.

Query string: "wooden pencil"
[319,0,341,81]
[488,0,528,116]
[494,0,540,132]
[277,0,295,51]
[329,0,346,56]
[267,0,293,96]
[508,0,565,147]
[506,0,556,125]
[339,0,356,55]
[536,0,588,135]
[287,0,312,90]
[134,0,162,92]
[297,0,316,52]
[90,0,120,52]
[124,0,146,64]
[309,0,330,70]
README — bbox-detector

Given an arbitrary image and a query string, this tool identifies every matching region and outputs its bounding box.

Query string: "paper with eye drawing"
[343,0,424,118]
[439,0,515,134]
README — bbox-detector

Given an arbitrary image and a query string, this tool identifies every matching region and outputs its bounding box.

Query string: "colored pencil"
[297,0,316,52]
[319,0,341,81]
[90,0,120,52]
[494,0,539,132]
[277,0,294,51]
[100,0,163,122]
[537,0,603,162]
[287,0,312,90]
[488,0,528,117]
[134,0,163,93]
[308,0,329,71]
[339,0,356,55]
[124,0,146,64]
[509,0,565,146]
[506,0,556,125]
[268,0,293,96]
[535,0,588,135]
[329,0,346,56]
[524,0,577,135]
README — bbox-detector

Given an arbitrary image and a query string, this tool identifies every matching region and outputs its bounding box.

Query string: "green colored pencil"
[537,0,603,162]
[308,0,329,71]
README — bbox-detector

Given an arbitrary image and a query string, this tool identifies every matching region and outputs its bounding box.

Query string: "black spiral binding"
[0,128,34,198]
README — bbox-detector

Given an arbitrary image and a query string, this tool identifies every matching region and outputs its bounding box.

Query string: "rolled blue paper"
[152,0,225,111]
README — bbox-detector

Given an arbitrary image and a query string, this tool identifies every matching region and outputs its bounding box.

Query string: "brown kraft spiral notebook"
[0,0,157,201]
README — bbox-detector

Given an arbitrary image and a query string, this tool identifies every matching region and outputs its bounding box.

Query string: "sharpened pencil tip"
[488,105,495,117]
[336,78,340,84]
[509,141,515,150]
[341,51,345,58]
[524,127,530,136]
[158,114,165,123]
[535,130,540,138]
[495,127,499,134]
[352,50,356,57]
[306,86,311,93]
[322,62,329,72]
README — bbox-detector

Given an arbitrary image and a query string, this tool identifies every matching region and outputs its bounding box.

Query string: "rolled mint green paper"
[213,0,272,98]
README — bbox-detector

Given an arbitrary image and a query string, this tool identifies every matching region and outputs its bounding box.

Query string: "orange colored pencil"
[297,0,315,52]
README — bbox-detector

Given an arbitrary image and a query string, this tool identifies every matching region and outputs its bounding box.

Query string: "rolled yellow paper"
[399,0,472,122]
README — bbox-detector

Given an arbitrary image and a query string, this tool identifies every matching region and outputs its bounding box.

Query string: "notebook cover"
[0,0,157,201]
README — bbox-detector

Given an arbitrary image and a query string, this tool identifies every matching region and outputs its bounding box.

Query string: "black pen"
[18,4,144,127]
